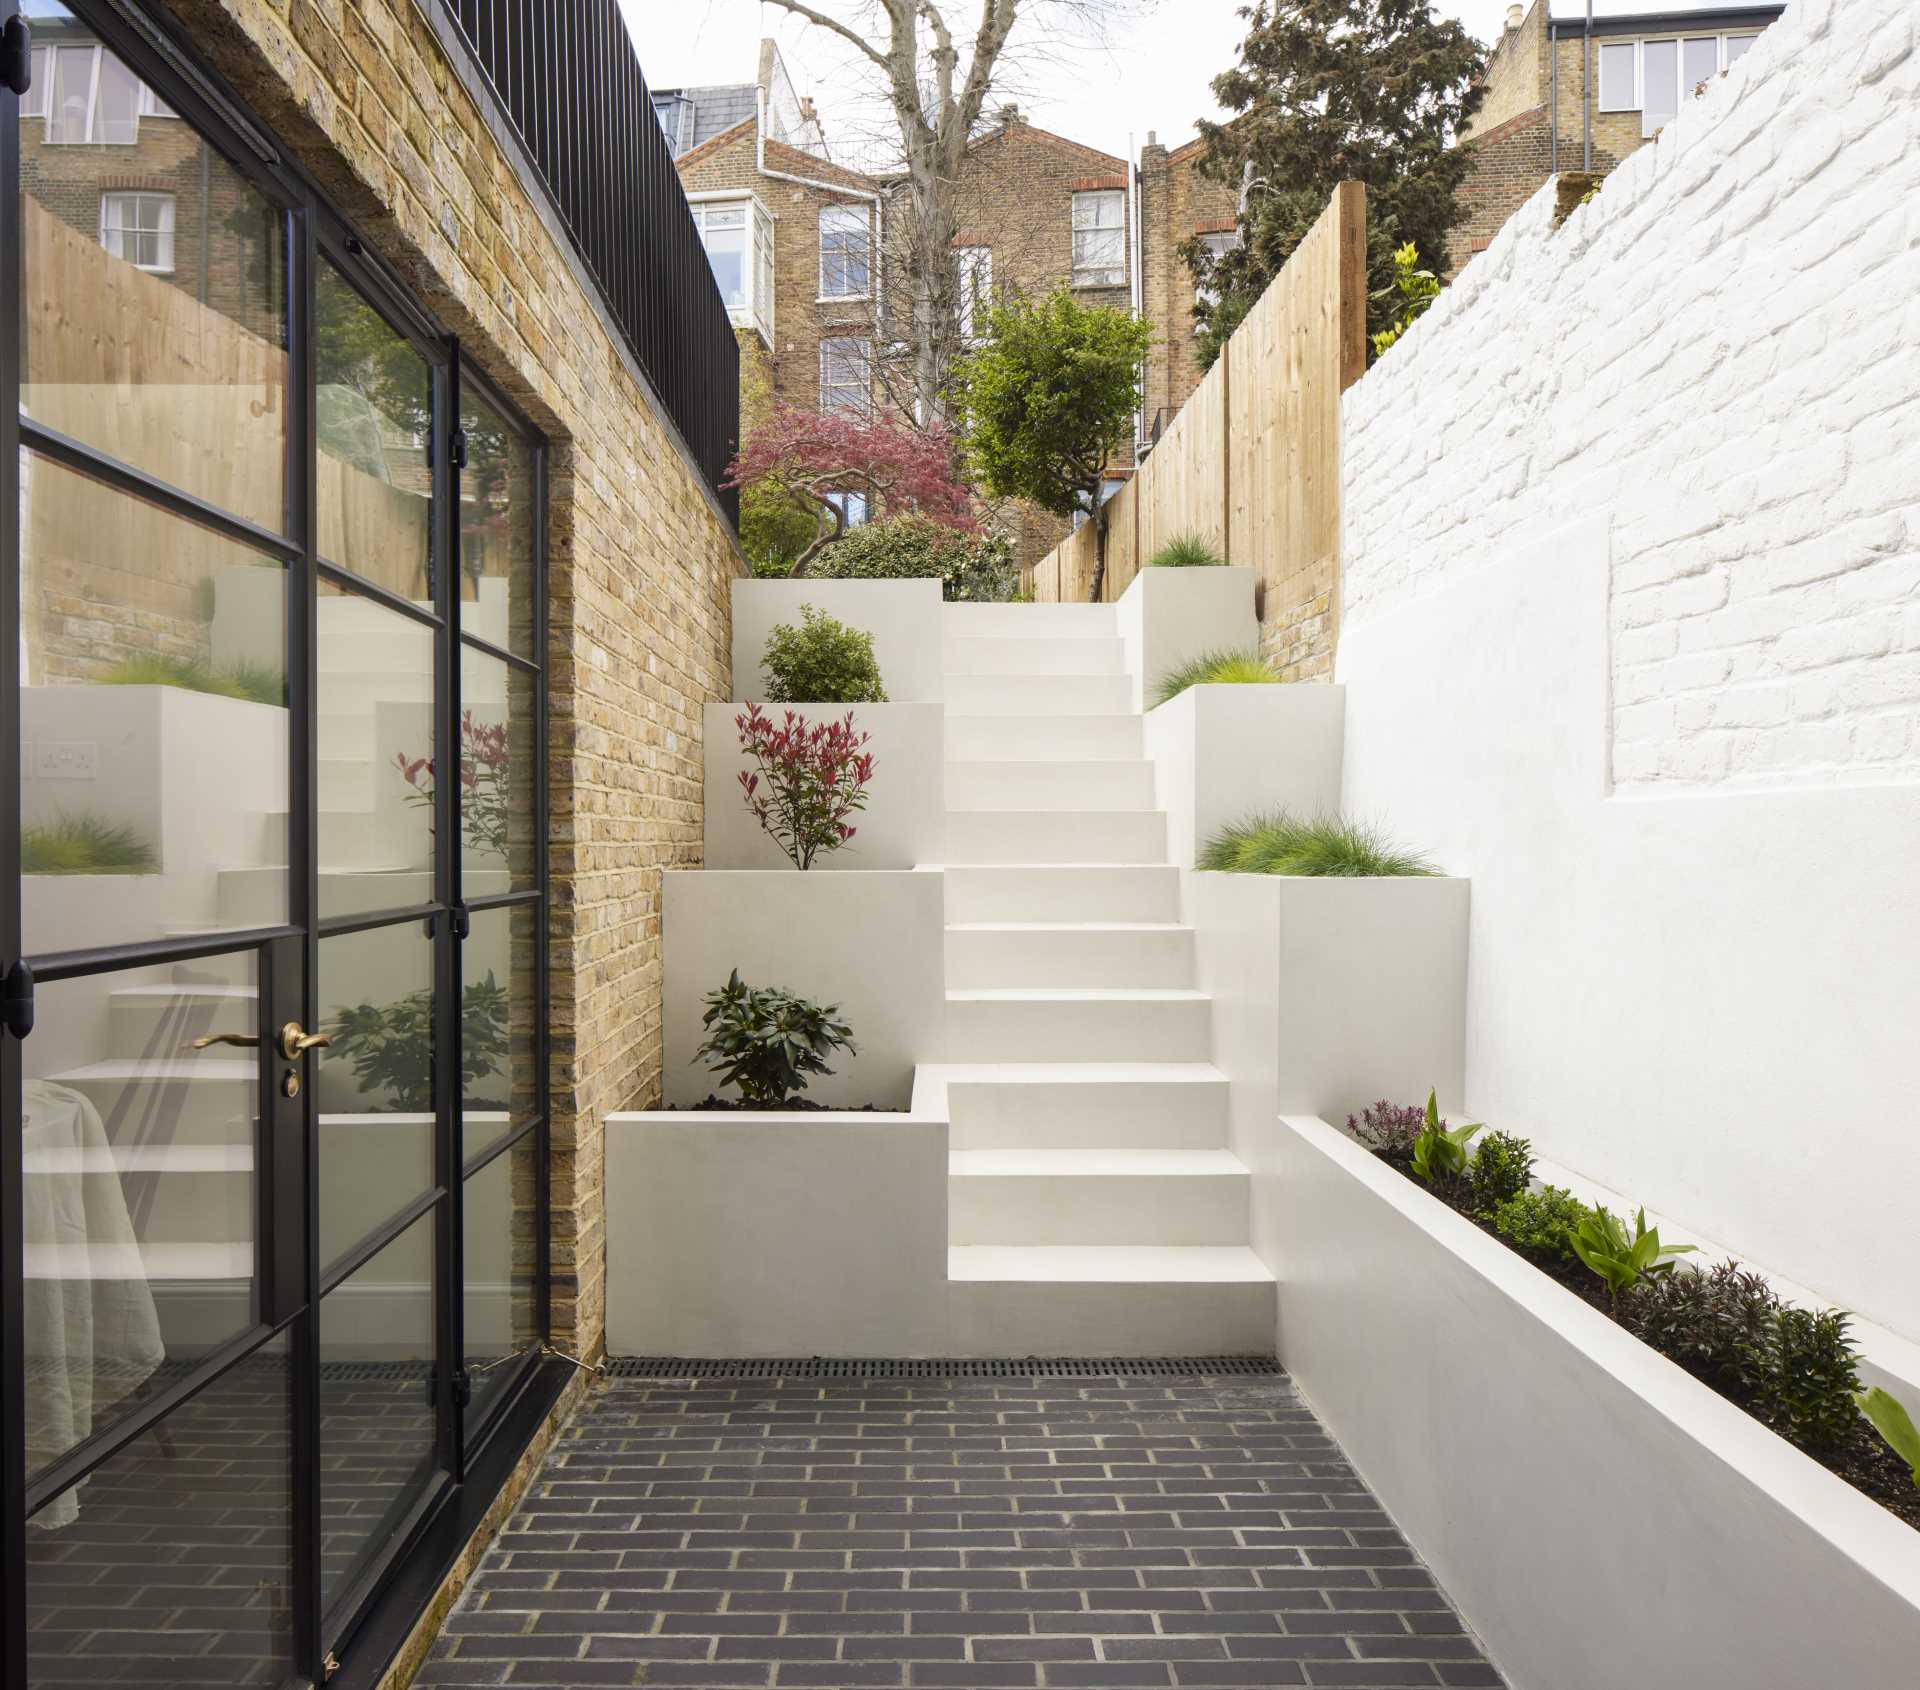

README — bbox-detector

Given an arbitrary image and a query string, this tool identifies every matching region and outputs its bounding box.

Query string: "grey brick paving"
[418,1371,1506,1689]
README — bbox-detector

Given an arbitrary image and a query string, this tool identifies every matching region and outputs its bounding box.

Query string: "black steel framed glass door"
[1,5,551,1686]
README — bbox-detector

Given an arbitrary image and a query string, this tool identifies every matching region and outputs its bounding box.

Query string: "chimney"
[799,96,818,124]
[1146,130,1158,146]
[1505,4,1524,32]
[997,102,1023,127]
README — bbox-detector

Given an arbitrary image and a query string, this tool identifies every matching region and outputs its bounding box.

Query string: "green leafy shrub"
[1469,1131,1534,1213]
[1770,1307,1862,1452]
[1369,242,1441,359]
[100,653,284,705]
[761,605,887,704]
[325,973,511,1111]
[1347,1099,1426,1161]
[1153,646,1280,706]
[1491,1185,1591,1262]
[736,703,875,870]
[1197,811,1436,877]
[1410,1088,1481,1187]
[21,812,158,875]
[810,515,1017,603]
[1149,532,1226,568]
[1571,1206,1695,1305]
[740,482,819,577]
[1623,1262,1783,1405]
[1857,1388,1920,1487]
[695,969,855,1107]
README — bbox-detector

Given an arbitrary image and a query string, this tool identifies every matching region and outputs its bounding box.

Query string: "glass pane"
[459,645,536,893]
[463,902,539,1159]
[23,955,261,1478]
[1599,41,1637,110]
[26,1335,294,1690]
[457,385,536,659]
[319,1210,439,1617]
[23,22,287,532]
[316,920,438,1270]
[702,223,747,307]
[1643,40,1680,135]
[315,258,434,596]
[1683,37,1719,96]
[19,451,289,957]
[1727,34,1758,64]
[463,1134,540,1432]
[317,579,436,918]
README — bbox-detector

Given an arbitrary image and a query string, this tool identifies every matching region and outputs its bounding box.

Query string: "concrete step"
[946,923,1195,990]
[945,713,1144,763]
[945,636,1126,677]
[318,756,376,811]
[315,630,436,674]
[108,984,258,1060]
[946,989,1212,1063]
[942,810,1167,865]
[944,603,1119,638]
[50,1059,256,1147]
[218,865,429,926]
[22,1140,252,1247]
[318,668,436,703]
[319,712,374,759]
[929,1063,1231,1150]
[945,673,1134,716]
[943,864,1182,924]
[261,808,409,868]
[949,1149,1250,1246]
[946,1246,1275,1356]
[945,760,1157,813]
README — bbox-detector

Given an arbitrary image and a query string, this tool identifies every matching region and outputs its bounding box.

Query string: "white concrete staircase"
[931,603,1274,1356]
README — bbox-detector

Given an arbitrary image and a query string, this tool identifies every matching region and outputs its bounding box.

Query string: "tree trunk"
[1088,497,1110,604]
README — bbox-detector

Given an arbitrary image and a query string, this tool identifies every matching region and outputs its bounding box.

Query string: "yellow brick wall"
[160,0,745,1364]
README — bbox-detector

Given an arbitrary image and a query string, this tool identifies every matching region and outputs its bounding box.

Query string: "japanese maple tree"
[736,703,877,869]
[725,402,976,576]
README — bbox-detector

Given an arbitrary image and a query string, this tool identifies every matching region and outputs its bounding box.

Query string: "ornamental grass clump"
[22,812,157,875]
[1197,811,1436,877]
[1149,532,1226,568]
[761,605,887,704]
[1153,646,1279,707]
[736,702,875,870]
[100,652,284,704]
[695,970,855,1108]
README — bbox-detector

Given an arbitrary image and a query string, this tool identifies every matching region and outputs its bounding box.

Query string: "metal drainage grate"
[604,1356,1283,1381]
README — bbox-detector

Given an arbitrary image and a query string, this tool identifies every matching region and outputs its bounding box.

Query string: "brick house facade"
[1452,0,1785,273]
[1136,131,1239,437]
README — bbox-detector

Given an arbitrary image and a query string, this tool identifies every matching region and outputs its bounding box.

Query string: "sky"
[616,0,1769,170]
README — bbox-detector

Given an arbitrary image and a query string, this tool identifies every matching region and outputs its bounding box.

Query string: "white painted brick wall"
[1341,0,1920,793]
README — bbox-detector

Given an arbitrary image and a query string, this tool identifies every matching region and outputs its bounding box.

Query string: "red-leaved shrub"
[737,703,876,870]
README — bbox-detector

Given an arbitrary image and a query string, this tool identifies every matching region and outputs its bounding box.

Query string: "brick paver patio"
[417,1368,1505,1688]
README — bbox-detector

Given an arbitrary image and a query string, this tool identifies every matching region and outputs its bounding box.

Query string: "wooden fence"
[1031,182,1367,682]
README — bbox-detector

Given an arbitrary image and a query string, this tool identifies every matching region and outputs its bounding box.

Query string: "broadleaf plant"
[695,970,855,1108]
[1409,1089,1481,1187]
[1857,1387,1920,1487]
[1571,1206,1696,1305]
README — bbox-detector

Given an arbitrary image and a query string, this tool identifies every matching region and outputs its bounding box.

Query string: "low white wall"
[662,869,945,1110]
[605,1095,949,1357]
[1339,519,1920,1343]
[1143,685,1344,868]
[1272,1114,1920,1690]
[1116,567,1258,712]
[731,578,946,703]
[702,702,946,870]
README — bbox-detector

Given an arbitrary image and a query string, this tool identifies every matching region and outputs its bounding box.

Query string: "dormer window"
[690,195,775,345]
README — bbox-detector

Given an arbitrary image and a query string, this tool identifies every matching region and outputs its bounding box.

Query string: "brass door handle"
[279,1022,333,1060]
[189,1032,260,1051]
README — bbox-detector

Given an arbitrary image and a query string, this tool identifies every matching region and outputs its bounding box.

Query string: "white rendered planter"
[1115,565,1257,712]
[1272,1114,1920,1690]
[662,869,945,1110]
[1144,684,1345,869]
[702,702,946,870]
[731,578,946,703]
[606,1078,949,1357]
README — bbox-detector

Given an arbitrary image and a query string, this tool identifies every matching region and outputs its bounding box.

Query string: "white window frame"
[137,82,179,119]
[1192,230,1241,324]
[687,191,775,346]
[818,205,873,303]
[1596,33,1761,132]
[1597,40,1637,113]
[1071,189,1127,289]
[955,246,993,343]
[819,336,873,417]
[40,43,148,146]
[21,46,49,120]
[99,191,177,274]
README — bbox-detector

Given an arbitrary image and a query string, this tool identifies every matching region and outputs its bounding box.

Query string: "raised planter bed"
[1272,1113,1920,1690]
[730,578,945,702]
[1114,563,1257,711]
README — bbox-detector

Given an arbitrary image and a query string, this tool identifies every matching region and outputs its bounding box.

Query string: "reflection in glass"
[463,903,539,1161]
[319,1211,439,1616]
[22,956,261,1478]
[316,259,434,598]
[459,645,536,894]
[26,1336,294,1689]
[317,579,435,918]
[458,384,536,659]
[316,922,436,1271]
[18,452,289,956]
[23,13,287,531]
[464,1135,541,1432]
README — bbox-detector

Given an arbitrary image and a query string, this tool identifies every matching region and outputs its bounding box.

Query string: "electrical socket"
[34,741,98,779]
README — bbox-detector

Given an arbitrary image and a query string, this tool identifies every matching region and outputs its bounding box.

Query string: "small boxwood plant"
[1469,1131,1534,1213]
[695,970,855,1107]
[1149,532,1226,568]
[1491,1184,1590,1262]
[761,605,887,703]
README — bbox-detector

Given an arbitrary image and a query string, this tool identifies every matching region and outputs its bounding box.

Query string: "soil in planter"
[666,1096,889,1113]
[1368,1148,1920,1534]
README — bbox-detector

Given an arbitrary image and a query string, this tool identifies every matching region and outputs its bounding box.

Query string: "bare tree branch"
[760,0,891,70]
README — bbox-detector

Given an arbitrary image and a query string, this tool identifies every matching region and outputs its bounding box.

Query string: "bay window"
[691,195,775,345]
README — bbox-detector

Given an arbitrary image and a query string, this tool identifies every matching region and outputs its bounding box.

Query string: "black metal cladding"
[442,0,740,525]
